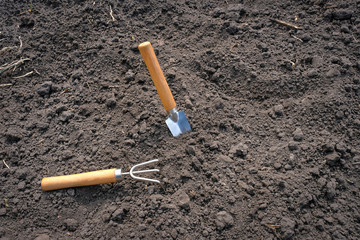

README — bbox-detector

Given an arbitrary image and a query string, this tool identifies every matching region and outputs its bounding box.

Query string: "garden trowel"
[138,41,191,137]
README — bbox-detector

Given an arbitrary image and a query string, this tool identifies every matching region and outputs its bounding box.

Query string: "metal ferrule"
[168,107,179,122]
[115,169,122,180]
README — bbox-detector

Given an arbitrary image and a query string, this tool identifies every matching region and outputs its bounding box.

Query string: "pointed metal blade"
[165,111,191,137]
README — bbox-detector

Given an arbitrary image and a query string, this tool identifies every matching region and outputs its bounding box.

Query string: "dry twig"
[13,71,34,79]
[266,224,281,229]
[1,36,23,55]
[0,83,12,87]
[3,160,10,169]
[0,58,31,74]
[109,6,116,21]
[292,35,304,42]
[265,224,281,238]
[4,199,9,207]
[18,36,23,53]
[271,18,302,30]
[346,179,354,184]
[0,46,18,55]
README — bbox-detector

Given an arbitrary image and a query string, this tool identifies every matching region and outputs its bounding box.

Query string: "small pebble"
[299,192,313,207]
[139,121,147,134]
[309,167,320,176]
[15,168,28,180]
[213,98,225,110]
[64,218,79,231]
[259,203,267,210]
[293,128,304,141]
[37,81,53,96]
[125,70,135,82]
[273,162,282,170]
[209,141,221,151]
[317,177,327,188]
[332,10,353,20]
[106,97,117,108]
[228,196,236,204]
[34,193,41,201]
[274,104,284,116]
[322,142,335,153]
[215,211,234,230]
[325,68,340,78]
[67,188,75,197]
[17,181,26,190]
[335,142,347,154]
[71,69,83,80]
[305,69,318,78]
[315,219,325,231]
[229,143,248,158]
[325,152,340,166]
[173,190,190,210]
[5,128,23,144]
[226,23,240,35]
[284,164,292,170]
[288,141,298,151]
[166,69,176,80]
[301,33,311,42]
[217,154,233,163]
[111,208,127,223]
[185,98,193,109]
[335,110,344,119]
[340,25,350,33]
[59,111,74,122]
[249,167,258,174]
[281,217,296,240]
[124,139,135,146]
[185,146,196,156]
[330,56,340,63]
[326,179,337,200]
[147,186,155,194]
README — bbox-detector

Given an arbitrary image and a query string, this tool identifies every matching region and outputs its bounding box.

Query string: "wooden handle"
[41,169,117,191]
[138,41,176,111]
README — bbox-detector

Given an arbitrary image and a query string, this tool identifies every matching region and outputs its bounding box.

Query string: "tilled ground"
[1,0,360,239]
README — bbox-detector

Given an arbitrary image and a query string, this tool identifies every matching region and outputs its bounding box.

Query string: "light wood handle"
[41,169,117,191]
[138,41,176,111]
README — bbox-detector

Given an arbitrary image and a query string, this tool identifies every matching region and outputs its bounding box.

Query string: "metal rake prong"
[129,159,160,183]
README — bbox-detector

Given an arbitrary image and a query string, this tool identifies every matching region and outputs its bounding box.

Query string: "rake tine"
[128,159,160,183]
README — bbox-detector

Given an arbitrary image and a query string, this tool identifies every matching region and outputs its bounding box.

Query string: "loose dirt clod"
[215,211,234,230]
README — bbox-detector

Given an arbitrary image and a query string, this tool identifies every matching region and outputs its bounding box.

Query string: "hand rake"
[41,159,160,191]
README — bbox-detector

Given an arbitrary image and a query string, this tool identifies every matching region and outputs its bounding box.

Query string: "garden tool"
[41,159,160,191]
[138,41,191,137]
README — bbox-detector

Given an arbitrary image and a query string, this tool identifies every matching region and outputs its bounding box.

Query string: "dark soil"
[1,0,360,239]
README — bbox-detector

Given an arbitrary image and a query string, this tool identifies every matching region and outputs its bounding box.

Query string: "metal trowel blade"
[165,111,191,137]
